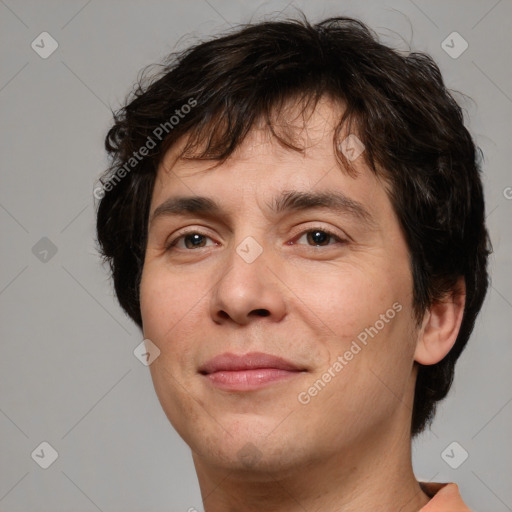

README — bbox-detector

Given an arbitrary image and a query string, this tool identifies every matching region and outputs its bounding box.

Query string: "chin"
[188,421,313,477]
[193,442,306,479]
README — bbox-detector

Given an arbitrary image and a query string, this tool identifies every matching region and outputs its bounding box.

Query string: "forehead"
[150,97,392,223]
[157,95,346,177]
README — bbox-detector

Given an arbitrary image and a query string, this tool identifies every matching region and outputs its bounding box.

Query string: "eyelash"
[165,227,346,251]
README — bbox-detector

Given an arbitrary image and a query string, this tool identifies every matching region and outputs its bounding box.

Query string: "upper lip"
[199,352,304,374]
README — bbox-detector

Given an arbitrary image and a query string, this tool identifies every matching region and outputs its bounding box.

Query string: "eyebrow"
[149,190,377,229]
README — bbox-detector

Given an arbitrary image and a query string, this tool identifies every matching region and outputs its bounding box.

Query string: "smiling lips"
[199,352,306,391]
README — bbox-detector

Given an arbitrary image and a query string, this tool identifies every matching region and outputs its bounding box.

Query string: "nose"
[209,241,287,326]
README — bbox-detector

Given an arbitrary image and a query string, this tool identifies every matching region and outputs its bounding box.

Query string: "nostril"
[251,309,270,317]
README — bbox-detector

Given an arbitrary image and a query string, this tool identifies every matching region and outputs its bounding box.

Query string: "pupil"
[185,233,205,248]
[309,230,329,245]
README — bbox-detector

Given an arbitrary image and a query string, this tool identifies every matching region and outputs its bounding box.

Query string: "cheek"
[286,262,395,339]
[304,311,416,445]
[139,266,212,386]
[140,265,204,341]
[139,267,208,434]
[291,259,416,378]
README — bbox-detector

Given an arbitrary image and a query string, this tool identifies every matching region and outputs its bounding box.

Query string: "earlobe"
[414,278,466,365]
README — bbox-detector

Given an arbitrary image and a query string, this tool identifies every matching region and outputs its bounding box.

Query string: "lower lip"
[203,369,303,391]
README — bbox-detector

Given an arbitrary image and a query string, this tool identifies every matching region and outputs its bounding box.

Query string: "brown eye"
[167,231,216,251]
[183,233,207,249]
[307,230,332,246]
[294,228,345,247]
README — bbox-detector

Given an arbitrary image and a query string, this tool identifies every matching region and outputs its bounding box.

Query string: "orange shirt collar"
[419,482,472,511]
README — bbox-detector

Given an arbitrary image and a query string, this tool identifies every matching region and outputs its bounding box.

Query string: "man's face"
[140,99,420,475]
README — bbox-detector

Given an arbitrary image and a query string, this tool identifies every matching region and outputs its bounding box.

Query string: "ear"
[414,277,466,365]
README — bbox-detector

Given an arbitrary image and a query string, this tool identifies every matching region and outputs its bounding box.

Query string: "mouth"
[198,352,307,391]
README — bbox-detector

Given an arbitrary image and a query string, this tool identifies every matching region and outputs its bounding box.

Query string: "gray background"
[1,0,511,511]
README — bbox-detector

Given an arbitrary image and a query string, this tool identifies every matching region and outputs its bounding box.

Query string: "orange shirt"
[419,482,472,511]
